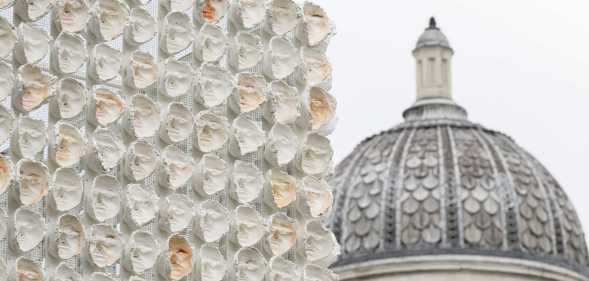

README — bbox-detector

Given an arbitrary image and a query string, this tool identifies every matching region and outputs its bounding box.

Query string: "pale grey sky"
[315,0,589,234]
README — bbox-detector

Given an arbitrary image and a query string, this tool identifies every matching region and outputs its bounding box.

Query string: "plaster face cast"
[124,141,158,181]
[15,0,51,22]
[51,167,83,212]
[229,73,267,114]
[160,12,192,55]
[10,258,43,281]
[0,18,16,59]
[14,23,50,65]
[86,174,121,222]
[14,64,56,113]
[123,231,159,274]
[89,88,125,127]
[302,220,339,265]
[299,47,332,87]
[297,176,333,218]
[193,23,227,63]
[159,102,193,144]
[229,31,262,71]
[10,208,46,253]
[158,194,193,233]
[89,44,121,82]
[266,0,299,36]
[229,116,265,157]
[158,234,193,280]
[89,0,130,41]
[158,145,192,190]
[234,247,266,281]
[160,0,190,13]
[124,94,159,138]
[193,200,229,243]
[299,2,332,47]
[230,0,265,29]
[53,0,90,33]
[51,122,86,168]
[124,7,156,45]
[264,123,298,168]
[194,110,229,153]
[123,184,159,228]
[88,224,123,268]
[49,214,84,260]
[297,133,333,176]
[0,156,12,195]
[124,51,157,89]
[196,244,226,281]
[301,87,336,135]
[159,59,193,98]
[264,81,300,125]
[233,205,265,247]
[14,159,50,206]
[87,128,125,173]
[52,32,87,75]
[230,161,263,204]
[0,61,15,101]
[303,264,337,281]
[50,78,87,119]
[193,154,228,197]
[0,105,14,146]
[0,0,14,10]
[264,37,299,80]
[267,213,296,256]
[267,256,298,281]
[11,117,46,159]
[264,169,296,209]
[52,263,82,281]
[196,64,234,108]
[89,272,115,281]
[195,0,229,24]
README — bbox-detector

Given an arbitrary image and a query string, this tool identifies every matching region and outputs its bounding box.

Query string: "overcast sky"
[313,0,589,234]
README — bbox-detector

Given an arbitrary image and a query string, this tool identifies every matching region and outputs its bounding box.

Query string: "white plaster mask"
[193,200,229,243]
[159,145,192,190]
[158,235,193,281]
[0,0,15,10]
[0,105,14,146]
[51,122,85,168]
[11,208,46,252]
[15,159,50,206]
[264,123,298,168]
[15,0,52,22]
[266,0,299,36]
[125,141,158,181]
[160,12,192,55]
[124,7,156,45]
[0,60,15,102]
[88,224,122,268]
[197,244,226,281]
[299,2,331,47]
[195,0,229,24]
[15,64,56,113]
[123,184,158,228]
[124,51,157,89]
[159,59,193,98]
[12,117,46,159]
[303,220,339,265]
[15,23,50,65]
[300,47,332,87]
[53,0,90,33]
[158,194,193,233]
[52,32,87,74]
[267,213,296,256]
[265,169,297,209]
[302,87,336,135]
[194,110,229,153]
[51,263,82,281]
[230,116,265,157]
[50,214,84,260]
[89,44,121,82]
[89,0,130,41]
[0,18,16,59]
[160,0,190,12]
[234,247,266,281]
[268,256,298,281]
[0,155,12,195]
[229,31,262,71]
[193,154,228,197]
[264,37,299,80]
[298,176,333,218]
[193,23,226,63]
[124,94,159,138]
[50,78,87,119]
[89,272,116,281]
[264,81,300,125]
[11,258,43,281]
[230,73,266,114]
[51,167,83,212]
[303,264,337,281]
[88,128,125,173]
[197,64,234,108]
[90,88,125,127]
[231,0,265,29]
[159,102,193,144]
[87,174,121,222]
[297,133,333,175]
[123,231,159,274]
[233,205,264,247]
[231,161,263,204]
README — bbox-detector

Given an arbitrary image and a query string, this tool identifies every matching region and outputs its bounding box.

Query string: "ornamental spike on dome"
[428,16,437,29]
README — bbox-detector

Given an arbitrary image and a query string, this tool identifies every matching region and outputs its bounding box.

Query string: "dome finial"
[428,17,438,29]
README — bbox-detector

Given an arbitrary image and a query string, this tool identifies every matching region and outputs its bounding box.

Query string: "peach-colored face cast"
[0,155,12,195]
[197,0,229,23]
[231,74,266,114]
[16,64,55,112]
[52,123,85,168]
[167,235,193,280]
[13,258,43,281]
[267,213,296,256]
[301,2,331,46]
[307,87,335,131]
[125,51,157,89]
[266,169,296,209]
[54,0,90,33]
[92,88,125,127]
[301,48,332,86]
[16,159,50,206]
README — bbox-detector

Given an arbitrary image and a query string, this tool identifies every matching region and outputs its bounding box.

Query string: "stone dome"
[415,17,452,50]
